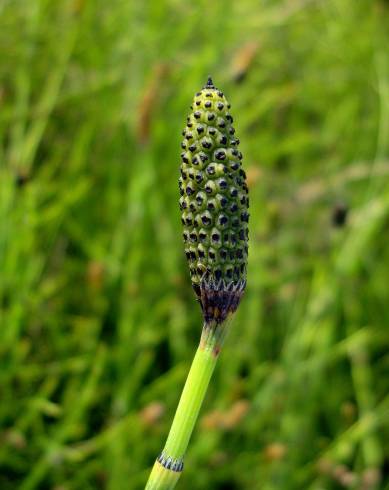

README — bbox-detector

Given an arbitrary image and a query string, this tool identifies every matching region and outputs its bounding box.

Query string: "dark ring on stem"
[157,452,184,473]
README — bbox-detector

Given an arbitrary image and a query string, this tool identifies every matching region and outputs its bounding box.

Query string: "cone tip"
[205,76,215,89]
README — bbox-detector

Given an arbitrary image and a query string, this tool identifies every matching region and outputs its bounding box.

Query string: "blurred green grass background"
[1,0,389,489]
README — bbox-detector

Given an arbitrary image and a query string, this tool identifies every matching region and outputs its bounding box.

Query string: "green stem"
[145,323,223,490]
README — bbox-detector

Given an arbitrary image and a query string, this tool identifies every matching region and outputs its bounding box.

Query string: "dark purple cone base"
[193,277,246,324]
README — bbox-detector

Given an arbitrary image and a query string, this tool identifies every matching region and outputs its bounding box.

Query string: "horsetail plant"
[145,77,249,490]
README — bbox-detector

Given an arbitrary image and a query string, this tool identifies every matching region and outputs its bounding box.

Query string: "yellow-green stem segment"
[145,326,221,489]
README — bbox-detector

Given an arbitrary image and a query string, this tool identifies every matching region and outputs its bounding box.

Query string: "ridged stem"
[145,322,225,490]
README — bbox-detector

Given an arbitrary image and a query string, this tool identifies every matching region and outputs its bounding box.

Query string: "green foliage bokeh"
[0,1,388,489]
